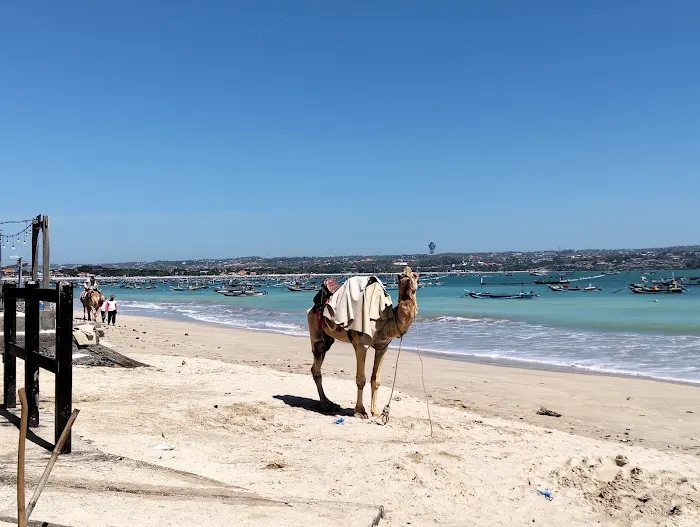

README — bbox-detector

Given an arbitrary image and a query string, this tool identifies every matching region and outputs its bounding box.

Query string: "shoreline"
[105,313,700,454]
[119,307,700,387]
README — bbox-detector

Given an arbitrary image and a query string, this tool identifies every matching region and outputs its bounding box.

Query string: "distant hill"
[53,245,700,276]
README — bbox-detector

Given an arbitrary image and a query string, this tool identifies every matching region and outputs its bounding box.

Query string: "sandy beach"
[1,314,699,526]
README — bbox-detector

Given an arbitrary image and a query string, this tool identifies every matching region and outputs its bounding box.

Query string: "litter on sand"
[533,488,554,501]
[153,444,175,451]
[536,407,562,418]
[333,417,345,425]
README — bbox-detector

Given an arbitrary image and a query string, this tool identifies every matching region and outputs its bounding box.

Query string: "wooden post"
[17,388,28,527]
[55,282,74,453]
[31,216,41,283]
[42,215,50,290]
[26,408,80,520]
[2,284,17,408]
[24,283,40,427]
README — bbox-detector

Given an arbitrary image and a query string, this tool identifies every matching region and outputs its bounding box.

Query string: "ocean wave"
[398,344,700,385]
[162,305,307,337]
[120,301,169,311]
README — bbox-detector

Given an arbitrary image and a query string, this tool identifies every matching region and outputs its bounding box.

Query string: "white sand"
[0,315,698,526]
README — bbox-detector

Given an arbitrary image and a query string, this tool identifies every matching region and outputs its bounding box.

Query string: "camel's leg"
[307,310,336,409]
[370,345,389,417]
[351,333,369,419]
[312,336,335,409]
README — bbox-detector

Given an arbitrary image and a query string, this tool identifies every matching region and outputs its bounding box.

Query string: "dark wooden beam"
[42,215,50,289]
[2,284,17,408]
[5,345,58,374]
[24,283,40,427]
[3,287,59,303]
[55,282,74,453]
[31,215,41,283]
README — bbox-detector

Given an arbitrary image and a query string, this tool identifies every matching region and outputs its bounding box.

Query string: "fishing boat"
[548,285,582,292]
[628,284,684,294]
[548,283,601,292]
[533,274,571,285]
[221,288,268,297]
[217,287,244,296]
[243,289,268,296]
[465,289,538,299]
[287,283,317,292]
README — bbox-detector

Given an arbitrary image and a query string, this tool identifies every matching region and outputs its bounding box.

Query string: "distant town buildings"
[48,246,700,277]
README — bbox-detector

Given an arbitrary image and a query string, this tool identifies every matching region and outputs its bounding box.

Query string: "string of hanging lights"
[0,220,33,251]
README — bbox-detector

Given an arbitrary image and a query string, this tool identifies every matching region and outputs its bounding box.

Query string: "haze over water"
[94,271,700,384]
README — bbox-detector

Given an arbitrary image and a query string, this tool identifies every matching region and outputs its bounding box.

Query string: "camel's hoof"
[354,409,369,419]
[371,410,381,418]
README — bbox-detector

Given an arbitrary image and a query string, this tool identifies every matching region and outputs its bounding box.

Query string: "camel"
[81,290,104,322]
[307,267,419,418]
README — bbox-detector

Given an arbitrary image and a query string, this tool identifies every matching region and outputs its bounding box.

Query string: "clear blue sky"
[1,1,698,264]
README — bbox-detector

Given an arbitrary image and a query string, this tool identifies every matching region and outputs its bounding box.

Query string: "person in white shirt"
[107,295,118,326]
[81,275,100,302]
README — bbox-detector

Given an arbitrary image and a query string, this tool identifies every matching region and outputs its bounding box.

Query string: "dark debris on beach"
[0,333,148,368]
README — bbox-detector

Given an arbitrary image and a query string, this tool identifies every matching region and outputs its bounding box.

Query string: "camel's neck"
[394,292,417,336]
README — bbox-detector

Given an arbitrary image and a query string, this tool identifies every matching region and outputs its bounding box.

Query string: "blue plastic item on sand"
[534,488,554,501]
[333,417,345,424]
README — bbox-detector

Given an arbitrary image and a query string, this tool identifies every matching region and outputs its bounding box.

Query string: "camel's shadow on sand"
[273,395,355,417]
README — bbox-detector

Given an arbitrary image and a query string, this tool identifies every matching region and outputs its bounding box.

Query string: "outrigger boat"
[628,274,685,294]
[681,277,700,287]
[220,289,268,297]
[548,283,601,292]
[533,274,571,285]
[467,291,538,299]
[287,283,317,292]
[629,284,684,294]
[465,289,538,299]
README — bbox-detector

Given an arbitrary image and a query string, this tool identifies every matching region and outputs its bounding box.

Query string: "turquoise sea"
[90,271,700,384]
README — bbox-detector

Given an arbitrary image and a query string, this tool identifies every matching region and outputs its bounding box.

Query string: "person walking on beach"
[100,297,109,323]
[107,295,117,325]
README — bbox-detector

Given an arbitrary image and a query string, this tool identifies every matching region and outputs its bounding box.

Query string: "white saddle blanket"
[323,276,394,345]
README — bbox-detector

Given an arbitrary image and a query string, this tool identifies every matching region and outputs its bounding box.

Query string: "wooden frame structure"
[31,214,51,289]
[2,282,74,453]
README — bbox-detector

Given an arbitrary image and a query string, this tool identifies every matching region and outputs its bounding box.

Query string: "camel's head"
[398,267,419,297]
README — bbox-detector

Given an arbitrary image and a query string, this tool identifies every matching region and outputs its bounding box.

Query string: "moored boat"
[548,285,582,292]
[465,290,538,299]
[287,284,317,292]
[628,284,684,294]
[548,283,601,292]
[533,274,571,285]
